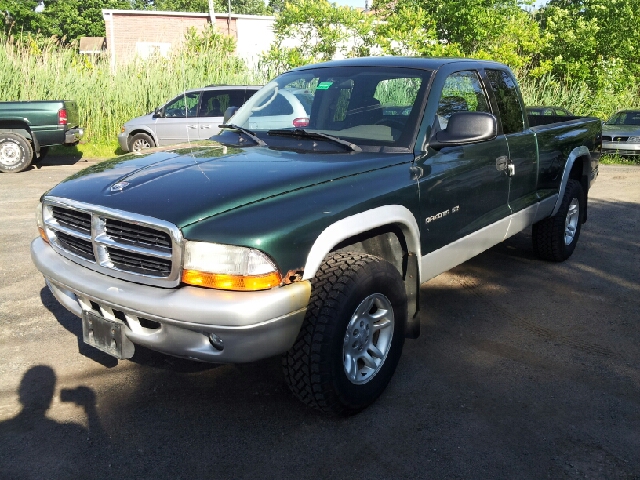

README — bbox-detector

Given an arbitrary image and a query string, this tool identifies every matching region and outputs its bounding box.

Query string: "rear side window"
[485,69,525,134]
[251,93,295,117]
[198,90,245,117]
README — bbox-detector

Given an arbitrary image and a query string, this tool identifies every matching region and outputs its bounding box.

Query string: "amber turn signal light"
[38,227,49,244]
[182,270,282,291]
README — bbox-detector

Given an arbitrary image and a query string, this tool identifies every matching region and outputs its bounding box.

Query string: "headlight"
[35,201,49,243]
[181,241,281,291]
[627,136,640,143]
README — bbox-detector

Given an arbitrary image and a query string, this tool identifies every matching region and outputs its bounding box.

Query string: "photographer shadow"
[0,366,110,479]
[40,287,118,368]
[40,286,220,373]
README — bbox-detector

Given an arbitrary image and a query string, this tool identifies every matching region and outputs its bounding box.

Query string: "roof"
[101,9,274,21]
[79,37,106,53]
[182,85,263,94]
[292,56,509,72]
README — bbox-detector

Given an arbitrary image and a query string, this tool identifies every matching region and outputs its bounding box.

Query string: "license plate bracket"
[82,311,134,359]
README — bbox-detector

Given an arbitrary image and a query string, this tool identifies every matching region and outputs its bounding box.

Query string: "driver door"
[415,69,511,256]
[155,91,201,145]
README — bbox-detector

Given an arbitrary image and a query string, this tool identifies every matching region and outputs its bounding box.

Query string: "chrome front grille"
[43,197,183,287]
[602,136,629,142]
[56,231,96,261]
[105,218,172,251]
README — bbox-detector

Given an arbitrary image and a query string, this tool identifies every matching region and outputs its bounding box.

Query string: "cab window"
[436,71,491,129]
[485,69,525,134]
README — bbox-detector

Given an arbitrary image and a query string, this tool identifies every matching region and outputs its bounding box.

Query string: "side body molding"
[551,145,590,216]
[302,205,421,280]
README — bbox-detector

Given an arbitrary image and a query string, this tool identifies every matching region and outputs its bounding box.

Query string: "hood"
[125,113,155,126]
[602,124,640,137]
[47,141,409,228]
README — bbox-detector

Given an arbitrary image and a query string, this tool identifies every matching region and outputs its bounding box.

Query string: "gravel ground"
[1,157,639,479]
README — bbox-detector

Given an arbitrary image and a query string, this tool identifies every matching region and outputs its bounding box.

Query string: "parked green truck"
[0,100,83,173]
[31,57,600,414]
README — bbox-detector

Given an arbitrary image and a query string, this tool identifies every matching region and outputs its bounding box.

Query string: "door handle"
[496,155,508,171]
[507,164,515,177]
[201,125,211,129]
[188,125,198,129]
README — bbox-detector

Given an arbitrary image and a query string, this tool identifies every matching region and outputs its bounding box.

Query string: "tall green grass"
[518,74,640,119]
[0,37,264,148]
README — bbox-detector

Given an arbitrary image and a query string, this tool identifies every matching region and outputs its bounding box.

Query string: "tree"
[263,0,375,73]
[0,0,44,35]
[142,0,269,15]
[537,0,640,89]
[1,0,132,40]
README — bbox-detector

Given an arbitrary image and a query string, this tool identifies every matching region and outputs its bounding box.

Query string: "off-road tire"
[128,133,155,152]
[0,133,33,173]
[532,179,584,262]
[283,252,407,415]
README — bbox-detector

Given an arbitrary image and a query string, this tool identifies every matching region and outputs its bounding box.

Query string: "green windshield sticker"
[316,82,333,90]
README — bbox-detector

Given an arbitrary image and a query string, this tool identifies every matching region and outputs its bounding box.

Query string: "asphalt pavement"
[1,157,639,479]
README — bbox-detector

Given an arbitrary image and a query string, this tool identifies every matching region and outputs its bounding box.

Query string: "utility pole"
[208,0,215,27]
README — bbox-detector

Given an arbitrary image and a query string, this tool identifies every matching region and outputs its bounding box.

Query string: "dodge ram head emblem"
[110,181,129,192]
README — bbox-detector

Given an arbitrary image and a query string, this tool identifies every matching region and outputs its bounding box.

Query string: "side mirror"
[223,106,239,124]
[429,112,497,150]
[153,106,165,118]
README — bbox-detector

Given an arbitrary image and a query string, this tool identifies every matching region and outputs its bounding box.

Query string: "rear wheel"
[283,252,407,415]
[532,179,584,261]
[128,133,155,152]
[0,133,33,173]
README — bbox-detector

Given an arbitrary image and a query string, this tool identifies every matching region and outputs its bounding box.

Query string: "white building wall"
[235,16,276,69]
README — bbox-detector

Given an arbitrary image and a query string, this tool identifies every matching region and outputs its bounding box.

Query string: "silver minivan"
[118,85,260,152]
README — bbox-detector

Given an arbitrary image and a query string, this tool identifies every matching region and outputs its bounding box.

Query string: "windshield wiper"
[267,129,361,152]
[219,124,266,146]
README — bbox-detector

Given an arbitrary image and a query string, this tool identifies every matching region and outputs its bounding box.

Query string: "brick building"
[102,9,276,69]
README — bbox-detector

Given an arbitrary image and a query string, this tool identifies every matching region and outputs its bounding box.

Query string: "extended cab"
[31,58,600,414]
[0,100,83,173]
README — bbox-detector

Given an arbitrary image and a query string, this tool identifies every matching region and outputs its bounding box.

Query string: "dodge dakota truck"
[31,58,600,414]
[0,100,83,173]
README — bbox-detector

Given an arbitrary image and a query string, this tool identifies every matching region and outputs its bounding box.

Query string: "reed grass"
[518,74,640,119]
[0,38,265,148]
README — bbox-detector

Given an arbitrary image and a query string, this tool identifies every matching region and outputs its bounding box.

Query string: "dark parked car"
[526,106,573,116]
[601,110,640,156]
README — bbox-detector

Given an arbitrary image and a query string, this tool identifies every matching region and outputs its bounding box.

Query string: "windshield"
[229,66,432,148]
[606,111,640,126]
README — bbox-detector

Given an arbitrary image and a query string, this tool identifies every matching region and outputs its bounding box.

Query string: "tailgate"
[63,101,80,128]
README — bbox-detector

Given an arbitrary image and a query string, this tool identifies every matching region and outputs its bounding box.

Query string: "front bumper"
[64,128,84,145]
[32,238,311,363]
[602,141,640,156]
[117,132,130,152]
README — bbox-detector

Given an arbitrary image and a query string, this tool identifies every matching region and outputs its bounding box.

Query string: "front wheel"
[128,133,155,152]
[0,133,33,173]
[532,179,584,261]
[283,253,407,415]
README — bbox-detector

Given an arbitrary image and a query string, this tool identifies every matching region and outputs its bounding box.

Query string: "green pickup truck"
[0,100,83,173]
[31,57,600,414]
